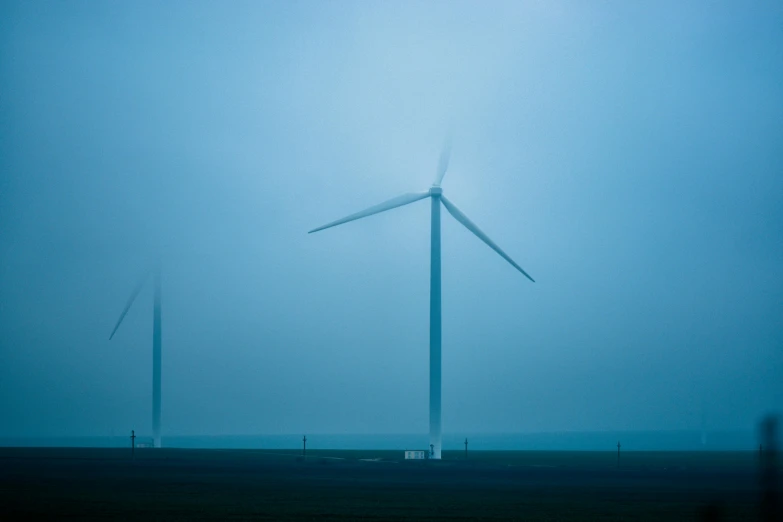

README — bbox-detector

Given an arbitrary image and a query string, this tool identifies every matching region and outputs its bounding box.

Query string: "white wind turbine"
[308,139,534,459]
[109,259,163,448]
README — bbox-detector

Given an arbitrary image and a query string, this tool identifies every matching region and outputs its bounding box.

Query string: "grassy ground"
[0,447,765,520]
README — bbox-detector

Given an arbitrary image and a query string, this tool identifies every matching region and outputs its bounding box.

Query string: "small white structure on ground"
[136,438,155,448]
[404,450,428,460]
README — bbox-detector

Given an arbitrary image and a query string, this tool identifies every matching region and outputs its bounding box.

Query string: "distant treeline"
[0,430,757,451]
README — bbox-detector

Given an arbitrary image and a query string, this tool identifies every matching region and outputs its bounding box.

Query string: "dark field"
[0,447,767,520]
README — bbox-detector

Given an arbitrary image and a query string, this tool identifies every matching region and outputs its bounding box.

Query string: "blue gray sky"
[1,0,781,439]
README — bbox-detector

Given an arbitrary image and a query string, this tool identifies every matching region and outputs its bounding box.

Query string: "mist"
[1,1,781,443]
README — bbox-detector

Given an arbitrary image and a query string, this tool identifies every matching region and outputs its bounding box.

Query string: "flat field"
[0,447,765,520]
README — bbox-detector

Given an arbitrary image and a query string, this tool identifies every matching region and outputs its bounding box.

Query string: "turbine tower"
[109,259,163,448]
[308,139,534,459]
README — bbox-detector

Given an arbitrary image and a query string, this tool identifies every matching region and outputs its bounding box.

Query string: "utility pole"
[131,430,136,459]
[464,438,468,459]
[617,441,621,468]
[302,435,307,457]
[760,416,779,522]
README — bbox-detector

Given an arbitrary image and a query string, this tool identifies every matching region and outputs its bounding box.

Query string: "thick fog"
[1,1,781,440]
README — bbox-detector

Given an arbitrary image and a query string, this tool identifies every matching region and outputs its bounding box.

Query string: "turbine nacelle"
[429,186,443,197]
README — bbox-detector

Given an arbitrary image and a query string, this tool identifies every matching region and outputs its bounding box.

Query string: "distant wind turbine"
[308,138,535,459]
[109,259,163,448]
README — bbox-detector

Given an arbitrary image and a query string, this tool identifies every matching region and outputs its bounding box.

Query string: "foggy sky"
[1,0,781,439]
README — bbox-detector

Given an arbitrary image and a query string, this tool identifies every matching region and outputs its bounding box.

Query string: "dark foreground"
[0,447,769,520]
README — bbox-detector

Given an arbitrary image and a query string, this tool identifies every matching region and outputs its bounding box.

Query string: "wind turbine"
[109,259,163,448]
[308,139,534,459]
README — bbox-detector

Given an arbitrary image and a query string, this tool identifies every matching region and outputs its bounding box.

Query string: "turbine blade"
[308,191,430,234]
[434,134,452,186]
[440,195,535,282]
[109,271,150,340]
